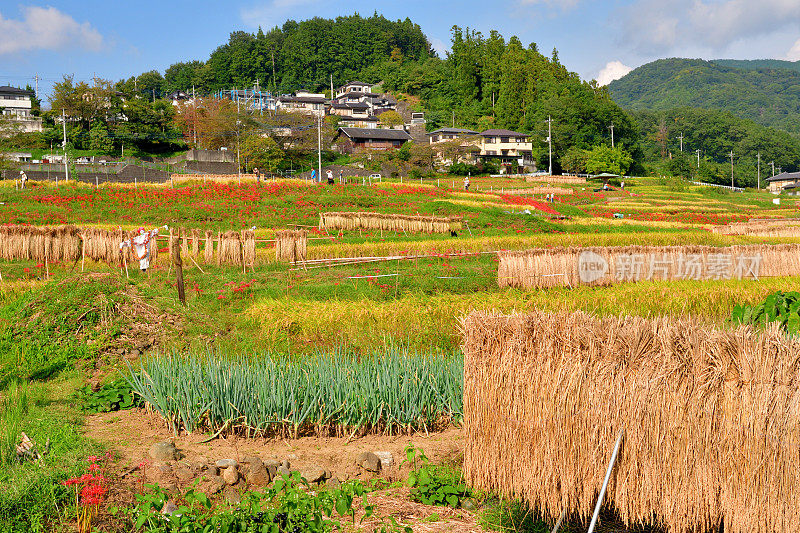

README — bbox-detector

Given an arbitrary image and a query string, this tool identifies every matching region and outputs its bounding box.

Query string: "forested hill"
[119,14,432,96]
[714,59,800,73]
[608,58,800,136]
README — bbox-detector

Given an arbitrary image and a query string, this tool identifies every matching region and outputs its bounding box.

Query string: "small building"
[478,129,534,168]
[0,86,42,134]
[334,127,412,153]
[0,151,32,162]
[276,91,328,117]
[335,81,372,98]
[427,128,480,144]
[337,115,379,129]
[767,172,800,193]
[167,91,191,106]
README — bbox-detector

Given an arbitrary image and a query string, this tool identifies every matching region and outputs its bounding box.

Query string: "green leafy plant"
[77,378,141,414]
[730,291,800,334]
[118,472,415,533]
[404,446,470,508]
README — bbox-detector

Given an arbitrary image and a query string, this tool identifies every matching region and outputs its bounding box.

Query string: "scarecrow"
[119,225,167,273]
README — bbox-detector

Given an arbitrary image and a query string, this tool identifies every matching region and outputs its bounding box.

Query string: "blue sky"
[2,0,800,102]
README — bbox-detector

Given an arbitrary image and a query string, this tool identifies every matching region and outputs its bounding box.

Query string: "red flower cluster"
[61,454,110,531]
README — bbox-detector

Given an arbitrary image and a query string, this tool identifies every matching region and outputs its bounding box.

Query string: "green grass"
[0,377,101,533]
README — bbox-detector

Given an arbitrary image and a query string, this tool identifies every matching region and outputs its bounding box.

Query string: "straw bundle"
[319,212,462,234]
[180,230,189,257]
[218,231,242,265]
[508,187,573,195]
[275,230,308,263]
[498,244,800,289]
[241,229,256,267]
[463,309,800,533]
[191,229,200,257]
[525,175,586,184]
[713,218,800,237]
[216,231,222,266]
[0,225,82,263]
[204,230,214,264]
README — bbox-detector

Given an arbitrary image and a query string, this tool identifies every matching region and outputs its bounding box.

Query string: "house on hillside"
[276,91,328,117]
[427,128,480,144]
[0,86,42,134]
[331,81,398,119]
[478,129,534,171]
[334,127,412,153]
[767,172,800,193]
[335,81,373,98]
[167,91,191,106]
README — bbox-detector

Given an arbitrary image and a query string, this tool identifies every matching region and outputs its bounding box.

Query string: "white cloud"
[596,61,633,85]
[786,38,800,61]
[429,37,449,57]
[0,6,103,55]
[619,0,800,55]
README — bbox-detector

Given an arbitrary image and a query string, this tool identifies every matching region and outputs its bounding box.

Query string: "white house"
[0,86,42,134]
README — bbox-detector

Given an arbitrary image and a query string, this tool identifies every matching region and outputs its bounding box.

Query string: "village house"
[767,171,800,193]
[276,91,328,117]
[0,86,42,134]
[334,127,412,153]
[331,81,398,120]
[478,129,534,169]
[427,128,480,144]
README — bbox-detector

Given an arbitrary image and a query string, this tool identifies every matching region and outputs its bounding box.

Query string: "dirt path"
[86,409,474,531]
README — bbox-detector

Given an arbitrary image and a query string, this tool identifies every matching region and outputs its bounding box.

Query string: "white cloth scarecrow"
[119,225,166,271]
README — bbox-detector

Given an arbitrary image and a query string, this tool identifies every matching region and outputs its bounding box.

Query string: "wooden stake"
[81,238,85,272]
[190,255,205,274]
[172,237,186,307]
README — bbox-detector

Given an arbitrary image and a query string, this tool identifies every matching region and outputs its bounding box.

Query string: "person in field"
[464,175,470,191]
[311,169,316,182]
[326,169,334,185]
[19,170,27,189]
[253,167,260,183]
[338,169,343,183]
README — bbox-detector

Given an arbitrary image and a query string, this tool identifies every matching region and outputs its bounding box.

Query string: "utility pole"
[677,132,684,152]
[729,150,734,187]
[757,152,761,189]
[771,161,775,177]
[695,149,701,168]
[330,74,334,100]
[61,109,69,183]
[34,74,39,99]
[192,85,197,145]
[236,98,241,180]
[609,123,615,148]
[317,112,323,183]
[546,115,553,176]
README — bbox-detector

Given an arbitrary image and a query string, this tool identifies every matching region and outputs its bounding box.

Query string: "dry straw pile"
[275,230,308,263]
[319,212,462,234]
[525,175,586,184]
[508,187,574,195]
[0,225,82,263]
[462,309,800,533]
[713,218,800,237]
[498,244,800,288]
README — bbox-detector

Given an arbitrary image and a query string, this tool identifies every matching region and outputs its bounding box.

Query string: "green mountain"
[608,58,800,135]
[714,59,800,73]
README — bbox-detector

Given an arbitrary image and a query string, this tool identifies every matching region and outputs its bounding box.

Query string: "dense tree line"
[632,107,800,186]
[365,26,639,173]
[118,14,432,98]
[609,58,800,137]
